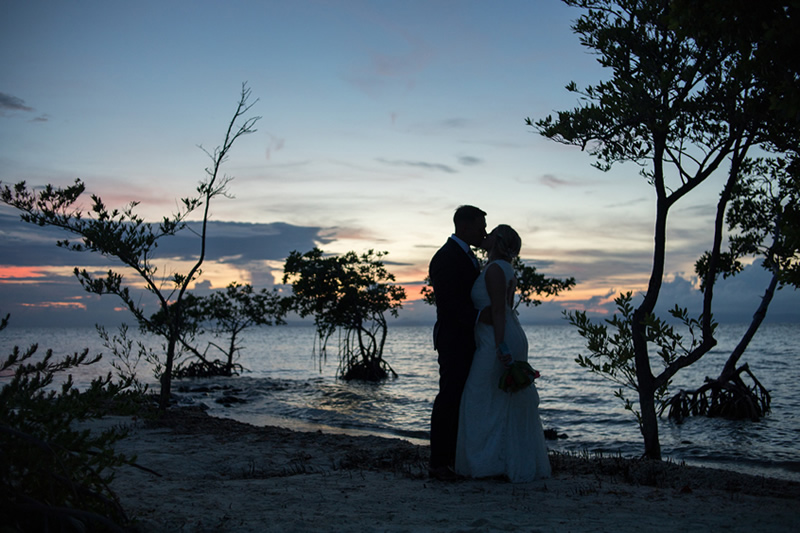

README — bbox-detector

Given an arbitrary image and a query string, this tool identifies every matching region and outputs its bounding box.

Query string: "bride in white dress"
[455,224,551,482]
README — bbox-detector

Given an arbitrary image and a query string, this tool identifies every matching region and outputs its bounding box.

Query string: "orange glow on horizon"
[20,301,86,310]
[0,266,48,279]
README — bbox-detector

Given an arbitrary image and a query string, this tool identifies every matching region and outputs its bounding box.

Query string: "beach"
[102,407,799,532]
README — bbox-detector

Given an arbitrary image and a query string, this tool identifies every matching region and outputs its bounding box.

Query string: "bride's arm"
[485,263,510,364]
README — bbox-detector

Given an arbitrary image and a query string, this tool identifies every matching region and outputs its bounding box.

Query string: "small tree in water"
[283,248,406,381]
[154,282,289,378]
[665,157,798,421]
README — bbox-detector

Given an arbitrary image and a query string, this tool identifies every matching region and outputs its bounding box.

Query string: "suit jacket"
[429,238,480,353]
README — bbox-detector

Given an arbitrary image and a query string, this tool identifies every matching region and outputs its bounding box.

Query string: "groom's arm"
[430,248,478,327]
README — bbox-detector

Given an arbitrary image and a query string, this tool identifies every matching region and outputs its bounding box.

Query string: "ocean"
[2,322,799,482]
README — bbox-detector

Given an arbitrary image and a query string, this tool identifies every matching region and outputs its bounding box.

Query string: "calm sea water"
[2,323,799,482]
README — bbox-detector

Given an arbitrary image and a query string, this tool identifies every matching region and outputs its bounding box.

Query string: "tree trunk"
[634,155,669,460]
[633,319,662,459]
[721,268,779,378]
[638,384,661,459]
[160,337,177,411]
[225,331,238,376]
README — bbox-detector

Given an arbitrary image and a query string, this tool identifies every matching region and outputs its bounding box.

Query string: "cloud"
[163,221,331,263]
[441,118,470,129]
[341,23,432,98]
[539,174,579,188]
[603,196,650,209]
[701,262,799,323]
[538,263,799,325]
[0,92,34,113]
[376,158,457,173]
[514,173,586,187]
[0,271,126,327]
[0,214,334,326]
[0,212,329,267]
[2,207,796,328]
[547,246,655,285]
[458,156,482,166]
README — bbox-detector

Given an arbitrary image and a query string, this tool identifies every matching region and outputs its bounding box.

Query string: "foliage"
[0,84,260,410]
[569,293,712,428]
[668,0,800,153]
[718,156,800,288]
[283,248,406,381]
[511,257,576,310]
[421,254,575,310]
[0,316,138,531]
[527,0,789,459]
[97,323,156,398]
[666,157,799,421]
[655,0,798,423]
[153,282,289,377]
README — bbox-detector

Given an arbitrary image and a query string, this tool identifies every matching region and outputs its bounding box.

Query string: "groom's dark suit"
[429,237,480,470]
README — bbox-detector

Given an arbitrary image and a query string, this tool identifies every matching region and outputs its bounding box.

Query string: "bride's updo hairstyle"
[492,224,521,261]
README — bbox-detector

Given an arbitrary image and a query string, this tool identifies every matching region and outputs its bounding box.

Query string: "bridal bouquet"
[499,361,540,393]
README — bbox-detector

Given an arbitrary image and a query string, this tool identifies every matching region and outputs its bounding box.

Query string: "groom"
[428,205,487,480]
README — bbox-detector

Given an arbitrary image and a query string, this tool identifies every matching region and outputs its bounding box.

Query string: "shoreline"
[103,407,800,532]
[198,406,800,483]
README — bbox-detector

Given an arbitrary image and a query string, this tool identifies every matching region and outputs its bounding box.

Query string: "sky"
[1,0,798,329]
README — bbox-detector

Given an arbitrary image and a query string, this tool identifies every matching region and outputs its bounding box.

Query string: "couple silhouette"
[428,205,551,483]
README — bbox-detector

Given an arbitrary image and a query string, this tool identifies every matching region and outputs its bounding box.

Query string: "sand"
[100,407,800,532]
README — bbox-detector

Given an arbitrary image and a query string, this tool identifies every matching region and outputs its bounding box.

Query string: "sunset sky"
[2,0,798,327]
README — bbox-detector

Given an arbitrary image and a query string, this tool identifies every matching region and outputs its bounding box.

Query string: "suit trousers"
[429,332,474,469]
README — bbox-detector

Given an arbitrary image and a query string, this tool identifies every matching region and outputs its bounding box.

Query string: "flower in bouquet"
[498,361,540,393]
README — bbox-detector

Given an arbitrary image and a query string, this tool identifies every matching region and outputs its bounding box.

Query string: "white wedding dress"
[455,260,551,482]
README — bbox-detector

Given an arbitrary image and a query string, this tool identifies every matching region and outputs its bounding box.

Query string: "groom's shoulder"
[430,239,462,270]
[431,238,457,258]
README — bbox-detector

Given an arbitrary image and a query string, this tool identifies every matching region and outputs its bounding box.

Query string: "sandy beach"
[103,407,799,532]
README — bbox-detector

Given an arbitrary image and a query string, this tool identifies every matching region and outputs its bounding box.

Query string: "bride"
[455,224,551,482]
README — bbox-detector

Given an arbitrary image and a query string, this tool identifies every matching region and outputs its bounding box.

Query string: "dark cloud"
[0,92,34,113]
[0,212,329,268]
[376,158,457,173]
[530,263,799,325]
[2,209,796,327]
[458,156,482,166]
[552,247,654,284]
[0,214,332,327]
[699,262,799,323]
[163,220,332,263]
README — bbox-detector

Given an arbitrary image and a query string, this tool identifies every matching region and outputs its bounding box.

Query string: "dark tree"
[166,282,289,377]
[1,315,138,531]
[283,248,406,381]
[529,0,793,459]
[661,0,800,422]
[0,84,260,410]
